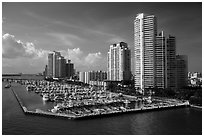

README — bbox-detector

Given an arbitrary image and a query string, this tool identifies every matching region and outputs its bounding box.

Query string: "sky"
[2,2,202,74]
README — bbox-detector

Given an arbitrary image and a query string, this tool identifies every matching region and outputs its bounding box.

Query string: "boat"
[124,100,131,104]
[42,94,49,101]
[5,84,11,88]
[51,108,57,113]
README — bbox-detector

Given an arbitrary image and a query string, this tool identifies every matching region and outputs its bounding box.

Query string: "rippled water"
[2,82,202,135]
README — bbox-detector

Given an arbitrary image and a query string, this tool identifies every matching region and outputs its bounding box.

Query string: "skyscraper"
[107,42,131,81]
[58,56,66,78]
[47,51,66,78]
[65,60,74,79]
[134,13,157,91]
[48,53,53,77]
[166,35,176,89]
[43,65,48,78]
[176,55,188,89]
[84,72,90,84]
[155,31,166,88]
[53,51,61,78]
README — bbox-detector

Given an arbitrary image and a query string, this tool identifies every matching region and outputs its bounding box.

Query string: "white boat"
[124,100,131,104]
[51,108,57,113]
[42,94,49,101]
[5,84,11,88]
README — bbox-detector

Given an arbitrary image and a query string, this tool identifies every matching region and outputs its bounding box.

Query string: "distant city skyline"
[2,2,202,74]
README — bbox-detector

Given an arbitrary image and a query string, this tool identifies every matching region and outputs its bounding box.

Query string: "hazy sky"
[2,2,202,74]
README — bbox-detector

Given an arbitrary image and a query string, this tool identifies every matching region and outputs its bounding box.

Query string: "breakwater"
[12,87,190,120]
[11,88,28,113]
[75,103,189,119]
[190,105,202,109]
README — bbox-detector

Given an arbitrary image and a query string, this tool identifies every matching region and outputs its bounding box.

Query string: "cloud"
[61,48,104,71]
[2,33,47,59]
[2,33,50,74]
[107,36,126,44]
[47,32,84,47]
[85,52,102,64]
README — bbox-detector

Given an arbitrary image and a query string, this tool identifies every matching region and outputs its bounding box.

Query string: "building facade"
[107,42,131,81]
[79,72,85,83]
[66,60,74,79]
[79,71,107,84]
[48,53,53,77]
[134,13,188,92]
[176,55,188,89]
[58,56,66,78]
[85,71,90,84]
[47,51,66,78]
[155,31,166,88]
[166,35,176,89]
[134,13,157,90]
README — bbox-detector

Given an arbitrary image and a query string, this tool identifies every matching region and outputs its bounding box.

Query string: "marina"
[3,80,201,135]
[6,78,190,120]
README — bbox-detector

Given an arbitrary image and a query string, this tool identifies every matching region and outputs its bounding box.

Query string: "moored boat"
[5,84,11,88]
[42,94,49,101]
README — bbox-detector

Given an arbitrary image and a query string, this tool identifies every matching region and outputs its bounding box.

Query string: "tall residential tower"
[47,51,66,78]
[166,35,176,89]
[134,13,157,90]
[176,55,188,89]
[155,31,166,88]
[107,42,131,81]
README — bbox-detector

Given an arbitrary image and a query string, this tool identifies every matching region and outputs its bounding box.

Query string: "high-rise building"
[58,56,66,78]
[84,72,90,84]
[176,55,188,89]
[134,13,157,90]
[47,51,66,78]
[52,51,61,78]
[66,60,74,79]
[107,42,131,81]
[48,53,53,77]
[134,13,188,92]
[79,72,85,83]
[166,35,176,89]
[43,65,48,78]
[155,31,166,88]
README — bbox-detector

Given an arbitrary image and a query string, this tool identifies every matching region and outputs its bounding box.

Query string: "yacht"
[5,84,11,88]
[124,100,131,104]
[42,94,49,101]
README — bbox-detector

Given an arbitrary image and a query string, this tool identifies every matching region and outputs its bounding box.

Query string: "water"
[2,82,202,135]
